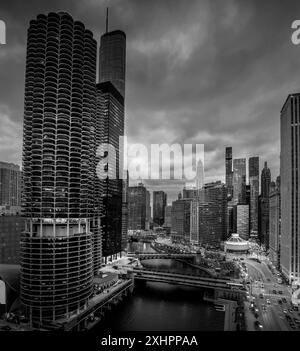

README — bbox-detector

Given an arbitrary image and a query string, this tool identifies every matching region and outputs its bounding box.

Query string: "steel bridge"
[132,268,246,299]
[127,252,196,260]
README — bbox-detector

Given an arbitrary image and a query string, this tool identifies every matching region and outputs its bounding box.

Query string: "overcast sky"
[1,0,300,203]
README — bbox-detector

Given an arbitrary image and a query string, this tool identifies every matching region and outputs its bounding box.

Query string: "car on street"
[282,298,287,303]
[293,306,299,312]
[259,293,264,299]
[267,299,271,305]
[0,325,11,331]
[279,291,283,295]
[254,321,263,330]
[273,290,277,294]
[283,309,288,314]
[278,299,282,304]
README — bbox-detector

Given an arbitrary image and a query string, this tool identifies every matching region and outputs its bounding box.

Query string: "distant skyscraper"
[225,147,233,199]
[182,187,198,199]
[164,205,172,230]
[99,24,126,97]
[232,158,246,204]
[171,198,191,242]
[145,189,151,230]
[128,183,147,230]
[121,170,129,251]
[196,159,204,190]
[269,176,281,268]
[236,204,249,240]
[259,161,271,248]
[153,191,167,227]
[21,12,98,324]
[249,156,259,236]
[0,162,21,207]
[261,162,271,198]
[280,94,300,283]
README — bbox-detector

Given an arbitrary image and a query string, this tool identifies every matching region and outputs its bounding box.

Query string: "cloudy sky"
[1,0,300,203]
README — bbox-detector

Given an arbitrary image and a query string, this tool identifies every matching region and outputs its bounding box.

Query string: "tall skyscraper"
[21,12,98,324]
[145,189,151,230]
[232,158,246,204]
[99,17,126,97]
[259,161,271,248]
[0,162,21,207]
[196,159,204,190]
[225,147,233,199]
[153,191,167,227]
[261,161,271,198]
[128,183,147,230]
[97,82,124,259]
[236,204,249,240]
[269,176,281,268]
[280,94,300,284]
[98,18,126,259]
[249,156,259,236]
[171,198,191,242]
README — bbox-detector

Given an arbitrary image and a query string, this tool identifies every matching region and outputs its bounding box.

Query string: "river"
[94,242,225,331]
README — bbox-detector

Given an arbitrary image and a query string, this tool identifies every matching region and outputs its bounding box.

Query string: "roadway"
[243,258,300,331]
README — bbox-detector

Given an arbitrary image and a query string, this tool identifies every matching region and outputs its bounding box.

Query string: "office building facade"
[249,157,259,236]
[96,82,124,259]
[225,147,233,200]
[280,94,300,283]
[153,191,167,227]
[269,176,281,268]
[99,30,126,97]
[232,158,246,204]
[128,184,147,230]
[0,162,21,207]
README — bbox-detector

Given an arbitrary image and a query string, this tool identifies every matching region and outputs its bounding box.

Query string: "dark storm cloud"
[0,0,300,202]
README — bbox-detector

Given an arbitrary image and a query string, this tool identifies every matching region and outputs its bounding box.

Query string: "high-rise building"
[0,162,21,207]
[280,94,300,283]
[163,205,172,232]
[196,159,204,190]
[225,147,233,199]
[0,216,25,264]
[99,24,126,97]
[121,170,129,251]
[96,82,124,259]
[190,182,227,247]
[259,161,271,248]
[171,198,191,242]
[128,183,147,230]
[153,191,167,227]
[145,190,151,230]
[98,20,126,259]
[261,161,271,198]
[232,158,246,204]
[249,157,259,236]
[236,204,249,240]
[269,176,281,268]
[182,187,198,199]
[21,12,98,324]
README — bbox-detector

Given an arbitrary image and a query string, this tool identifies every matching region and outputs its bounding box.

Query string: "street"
[243,258,300,331]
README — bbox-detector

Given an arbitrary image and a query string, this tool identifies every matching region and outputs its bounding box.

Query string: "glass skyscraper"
[280,94,300,284]
[249,156,259,236]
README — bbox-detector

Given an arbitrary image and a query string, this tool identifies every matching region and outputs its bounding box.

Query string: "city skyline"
[1,0,300,202]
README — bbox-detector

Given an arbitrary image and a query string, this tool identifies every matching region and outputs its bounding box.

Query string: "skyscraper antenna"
[106,7,109,33]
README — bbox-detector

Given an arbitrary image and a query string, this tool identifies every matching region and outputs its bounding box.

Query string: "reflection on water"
[94,241,225,331]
